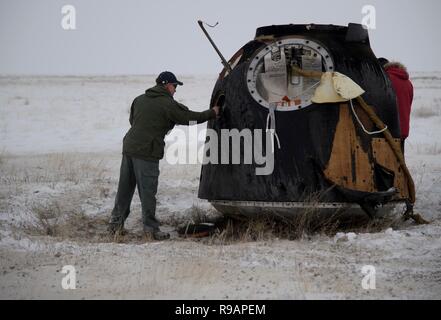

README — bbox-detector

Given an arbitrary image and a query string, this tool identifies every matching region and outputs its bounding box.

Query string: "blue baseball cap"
[156,71,183,86]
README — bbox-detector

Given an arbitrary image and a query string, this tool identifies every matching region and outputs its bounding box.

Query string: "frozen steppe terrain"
[0,74,440,299]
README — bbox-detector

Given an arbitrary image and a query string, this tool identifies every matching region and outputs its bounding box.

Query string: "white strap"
[350,99,388,135]
[266,103,281,152]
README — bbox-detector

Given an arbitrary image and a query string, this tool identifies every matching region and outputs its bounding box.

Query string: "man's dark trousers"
[109,154,160,232]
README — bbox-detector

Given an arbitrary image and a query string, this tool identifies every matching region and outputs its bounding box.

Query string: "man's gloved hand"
[212,106,220,118]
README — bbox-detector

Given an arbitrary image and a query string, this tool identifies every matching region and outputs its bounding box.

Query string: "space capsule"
[197,23,413,218]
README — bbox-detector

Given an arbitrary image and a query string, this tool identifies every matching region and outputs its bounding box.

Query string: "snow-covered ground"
[0,74,440,299]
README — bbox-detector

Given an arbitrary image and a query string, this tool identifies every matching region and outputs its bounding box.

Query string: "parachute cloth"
[311,72,365,103]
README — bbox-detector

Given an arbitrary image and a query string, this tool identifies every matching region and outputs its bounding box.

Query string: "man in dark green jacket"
[109,71,219,240]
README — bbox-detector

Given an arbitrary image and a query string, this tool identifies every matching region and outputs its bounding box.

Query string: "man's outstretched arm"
[167,103,219,125]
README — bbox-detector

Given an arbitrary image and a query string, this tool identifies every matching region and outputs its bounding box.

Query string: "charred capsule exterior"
[198,24,405,211]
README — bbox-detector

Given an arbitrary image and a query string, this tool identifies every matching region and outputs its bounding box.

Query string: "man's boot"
[153,230,170,240]
[143,229,170,241]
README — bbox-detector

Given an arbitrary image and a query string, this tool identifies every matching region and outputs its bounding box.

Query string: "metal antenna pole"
[198,20,232,73]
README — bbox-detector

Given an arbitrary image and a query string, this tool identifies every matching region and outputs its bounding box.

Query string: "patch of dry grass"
[192,188,407,244]
[413,106,439,118]
[208,212,338,244]
[0,153,110,185]
[26,200,109,241]
[206,207,404,245]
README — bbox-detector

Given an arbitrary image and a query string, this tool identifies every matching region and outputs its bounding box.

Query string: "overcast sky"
[0,0,440,75]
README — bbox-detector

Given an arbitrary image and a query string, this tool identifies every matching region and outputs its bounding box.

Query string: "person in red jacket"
[379,58,414,153]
